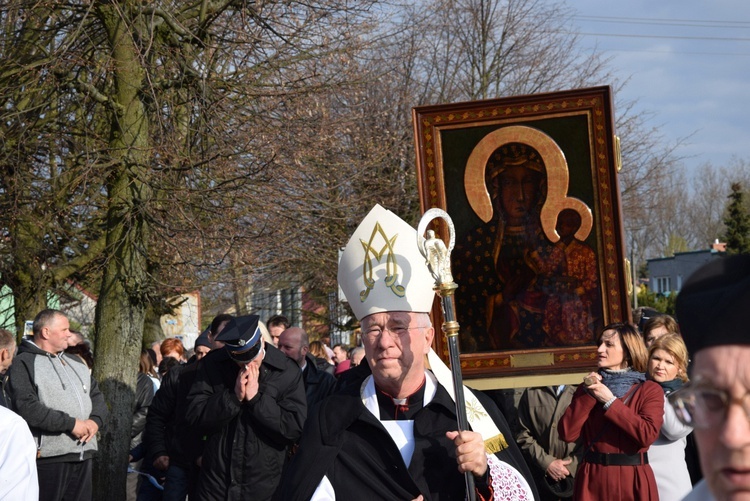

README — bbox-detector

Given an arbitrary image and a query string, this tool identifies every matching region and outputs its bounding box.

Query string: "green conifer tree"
[722,183,750,254]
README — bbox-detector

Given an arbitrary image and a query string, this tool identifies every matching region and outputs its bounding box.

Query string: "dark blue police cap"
[215,315,263,363]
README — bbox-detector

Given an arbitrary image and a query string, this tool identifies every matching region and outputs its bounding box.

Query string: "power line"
[573,15,750,29]
[570,13,750,55]
[575,31,750,42]
[596,47,750,57]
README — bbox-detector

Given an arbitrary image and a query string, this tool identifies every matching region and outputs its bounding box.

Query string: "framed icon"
[413,86,630,383]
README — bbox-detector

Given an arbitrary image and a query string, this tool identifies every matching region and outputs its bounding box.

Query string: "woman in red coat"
[558,323,664,500]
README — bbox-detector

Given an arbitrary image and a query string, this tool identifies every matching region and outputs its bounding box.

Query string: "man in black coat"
[142,313,232,500]
[186,315,306,501]
[276,204,537,500]
[277,327,336,411]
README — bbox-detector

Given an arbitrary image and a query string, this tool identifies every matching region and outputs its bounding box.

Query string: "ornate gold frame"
[413,86,630,387]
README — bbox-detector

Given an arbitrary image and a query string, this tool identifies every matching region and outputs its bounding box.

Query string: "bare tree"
[406,0,614,103]
[0,4,109,338]
[379,0,687,270]
[0,0,706,493]
[1,0,388,495]
[616,101,686,264]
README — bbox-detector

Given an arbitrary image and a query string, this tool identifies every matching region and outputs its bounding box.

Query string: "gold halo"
[464,125,592,242]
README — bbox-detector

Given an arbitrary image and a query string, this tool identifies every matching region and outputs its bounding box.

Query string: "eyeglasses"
[668,380,750,429]
[362,325,426,341]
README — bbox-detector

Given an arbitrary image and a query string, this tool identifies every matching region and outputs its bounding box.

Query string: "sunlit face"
[194,345,211,360]
[645,326,670,348]
[498,166,540,225]
[332,345,348,364]
[597,329,628,370]
[692,345,750,501]
[361,311,434,398]
[43,314,72,354]
[648,348,679,383]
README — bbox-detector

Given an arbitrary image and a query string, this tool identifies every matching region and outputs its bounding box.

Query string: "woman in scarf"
[558,323,664,500]
[647,334,693,500]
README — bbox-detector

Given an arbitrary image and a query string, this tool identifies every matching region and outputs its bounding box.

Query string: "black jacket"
[314,357,335,376]
[185,344,307,501]
[333,358,371,394]
[276,372,539,501]
[130,372,154,450]
[302,353,336,410]
[144,359,206,468]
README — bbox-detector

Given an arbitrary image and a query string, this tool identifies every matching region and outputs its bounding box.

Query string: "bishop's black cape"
[275,373,539,500]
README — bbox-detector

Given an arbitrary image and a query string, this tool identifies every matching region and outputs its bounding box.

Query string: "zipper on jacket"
[59,356,86,416]
[58,355,89,461]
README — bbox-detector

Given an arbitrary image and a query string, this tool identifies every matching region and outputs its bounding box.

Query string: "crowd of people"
[0,205,749,501]
[517,321,696,501]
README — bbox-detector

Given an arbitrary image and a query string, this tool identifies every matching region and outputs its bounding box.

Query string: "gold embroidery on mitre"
[484,433,509,454]
[359,222,406,302]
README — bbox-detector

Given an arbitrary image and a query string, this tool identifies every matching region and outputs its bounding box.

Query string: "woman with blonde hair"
[647,334,693,500]
[309,340,335,375]
[559,323,664,500]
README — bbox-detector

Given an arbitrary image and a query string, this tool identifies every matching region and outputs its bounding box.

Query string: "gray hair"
[32,309,66,337]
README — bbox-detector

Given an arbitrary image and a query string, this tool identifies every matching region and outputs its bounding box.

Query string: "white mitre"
[338,204,435,320]
[338,205,534,499]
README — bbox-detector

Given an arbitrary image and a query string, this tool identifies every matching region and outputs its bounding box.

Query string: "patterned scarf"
[600,368,646,398]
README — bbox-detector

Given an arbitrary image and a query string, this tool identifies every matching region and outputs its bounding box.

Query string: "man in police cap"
[186,314,306,500]
[669,253,750,501]
[276,205,536,500]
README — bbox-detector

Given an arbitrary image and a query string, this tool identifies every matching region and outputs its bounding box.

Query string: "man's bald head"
[277,327,309,367]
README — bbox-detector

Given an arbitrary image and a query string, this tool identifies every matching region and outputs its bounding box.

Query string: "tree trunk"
[10,270,49,341]
[92,3,151,498]
[142,303,165,349]
[8,216,51,341]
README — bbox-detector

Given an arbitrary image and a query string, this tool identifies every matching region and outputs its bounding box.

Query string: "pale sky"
[571,0,750,175]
